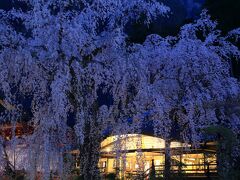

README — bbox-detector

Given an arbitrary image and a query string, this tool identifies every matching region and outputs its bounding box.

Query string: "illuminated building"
[98,134,217,178]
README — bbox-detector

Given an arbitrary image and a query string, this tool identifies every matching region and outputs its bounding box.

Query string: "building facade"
[98,134,217,179]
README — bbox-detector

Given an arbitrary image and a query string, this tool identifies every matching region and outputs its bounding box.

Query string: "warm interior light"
[98,134,216,175]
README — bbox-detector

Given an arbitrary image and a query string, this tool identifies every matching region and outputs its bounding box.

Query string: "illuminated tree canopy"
[0,0,239,179]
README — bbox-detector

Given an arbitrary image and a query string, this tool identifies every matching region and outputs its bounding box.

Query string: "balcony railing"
[101,163,218,179]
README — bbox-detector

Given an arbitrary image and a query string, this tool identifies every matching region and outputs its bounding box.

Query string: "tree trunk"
[79,121,101,180]
[164,140,171,180]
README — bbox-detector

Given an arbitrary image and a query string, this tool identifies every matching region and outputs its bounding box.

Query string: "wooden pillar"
[203,152,206,173]
[204,152,210,179]
[106,158,109,173]
[179,154,182,172]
